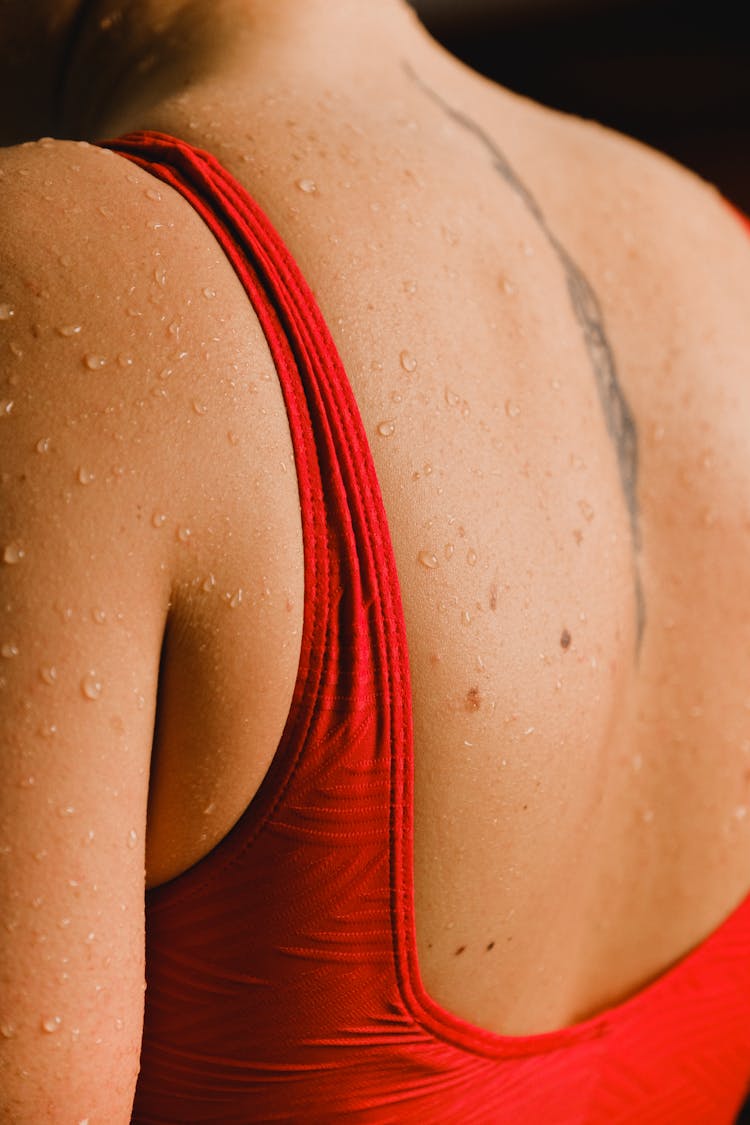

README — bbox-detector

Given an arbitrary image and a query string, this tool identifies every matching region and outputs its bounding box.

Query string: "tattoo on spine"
[404,63,645,649]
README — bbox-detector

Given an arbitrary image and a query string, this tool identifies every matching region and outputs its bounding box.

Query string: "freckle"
[560,629,571,649]
[485,941,495,952]
[455,945,466,956]
[465,686,481,711]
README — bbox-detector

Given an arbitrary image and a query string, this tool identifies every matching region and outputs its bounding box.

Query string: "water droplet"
[734,805,747,821]
[127,828,138,849]
[192,400,208,415]
[499,275,516,296]
[41,1015,62,1034]
[0,1022,16,1038]
[229,589,243,608]
[39,665,57,685]
[1,642,19,658]
[77,466,95,485]
[201,573,216,592]
[81,672,102,701]
[403,279,418,294]
[444,387,460,407]
[177,526,192,543]
[145,188,162,202]
[154,266,167,287]
[296,177,318,194]
[83,354,107,371]
[36,437,51,454]
[9,341,23,358]
[505,399,521,419]
[58,805,76,817]
[202,286,216,299]
[0,398,14,417]
[417,550,439,570]
[117,354,133,368]
[461,610,472,625]
[56,324,82,337]
[39,722,57,739]
[3,541,25,565]
[466,548,477,566]
[444,542,455,560]
[377,419,396,437]
[18,775,35,788]
[151,511,167,529]
[0,303,15,320]
[203,802,216,816]
[400,350,417,373]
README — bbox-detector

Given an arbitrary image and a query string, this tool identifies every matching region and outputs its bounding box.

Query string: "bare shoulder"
[533,103,750,324]
[512,101,750,438]
[0,137,298,1118]
[0,137,290,572]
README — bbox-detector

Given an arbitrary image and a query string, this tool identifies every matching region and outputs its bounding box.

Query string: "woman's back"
[2,2,750,1120]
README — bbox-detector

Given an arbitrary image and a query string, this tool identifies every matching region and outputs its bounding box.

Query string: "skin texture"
[1,1,750,1119]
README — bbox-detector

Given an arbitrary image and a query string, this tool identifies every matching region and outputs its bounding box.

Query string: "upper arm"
[0,142,174,1122]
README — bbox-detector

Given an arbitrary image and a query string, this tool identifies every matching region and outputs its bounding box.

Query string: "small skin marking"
[404,62,646,655]
[465,686,481,711]
[560,628,572,649]
[486,941,495,952]
[489,583,498,611]
[455,945,467,956]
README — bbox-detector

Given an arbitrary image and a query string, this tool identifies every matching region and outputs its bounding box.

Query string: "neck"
[55,0,422,141]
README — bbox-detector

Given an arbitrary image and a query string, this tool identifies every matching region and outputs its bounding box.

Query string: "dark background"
[411,0,750,213]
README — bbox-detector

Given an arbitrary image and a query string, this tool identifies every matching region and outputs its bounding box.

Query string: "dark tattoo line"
[404,62,645,650]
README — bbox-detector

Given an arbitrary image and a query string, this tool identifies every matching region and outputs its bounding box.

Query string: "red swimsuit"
[102,132,750,1124]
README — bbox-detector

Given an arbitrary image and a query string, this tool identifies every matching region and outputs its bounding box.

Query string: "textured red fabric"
[100,132,750,1124]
